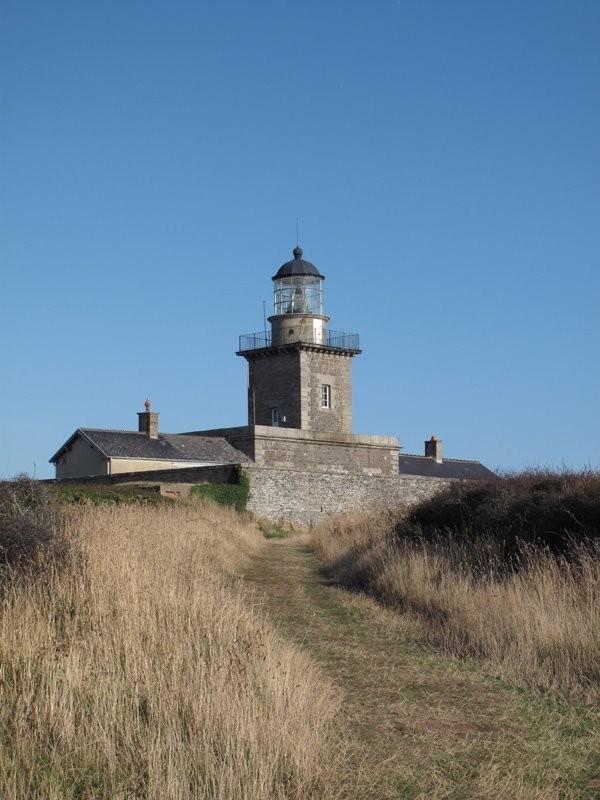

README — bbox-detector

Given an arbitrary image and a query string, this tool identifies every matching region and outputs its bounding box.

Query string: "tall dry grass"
[312,512,600,702]
[0,501,342,800]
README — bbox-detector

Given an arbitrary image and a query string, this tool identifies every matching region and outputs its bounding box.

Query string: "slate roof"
[50,429,249,465]
[272,246,323,279]
[398,455,496,480]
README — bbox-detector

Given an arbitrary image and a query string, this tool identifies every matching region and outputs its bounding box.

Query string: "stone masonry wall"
[253,432,399,476]
[48,462,453,527]
[243,345,355,433]
[245,466,453,526]
[301,349,353,433]
[189,425,401,478]
[247,350,302,428]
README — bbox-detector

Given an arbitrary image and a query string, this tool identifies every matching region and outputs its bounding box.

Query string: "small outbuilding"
[50,401,248,480]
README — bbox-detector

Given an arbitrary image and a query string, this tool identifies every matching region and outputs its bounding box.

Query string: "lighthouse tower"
[237,247,361,433]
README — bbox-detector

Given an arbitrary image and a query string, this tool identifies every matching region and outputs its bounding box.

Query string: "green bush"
[396,470,600,572]
[190,469,250,513]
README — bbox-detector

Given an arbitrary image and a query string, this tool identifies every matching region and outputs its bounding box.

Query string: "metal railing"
[326,330,360,350]
[238,332,272,351]
[238,329,360,353]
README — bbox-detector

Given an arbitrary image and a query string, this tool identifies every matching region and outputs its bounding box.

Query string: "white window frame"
[321,384,331,409]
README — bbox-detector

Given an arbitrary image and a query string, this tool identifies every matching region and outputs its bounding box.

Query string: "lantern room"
[272,246,324,317]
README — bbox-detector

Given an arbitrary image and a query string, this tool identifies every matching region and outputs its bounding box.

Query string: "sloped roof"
[50,429,249,465]
[398,455,496,480]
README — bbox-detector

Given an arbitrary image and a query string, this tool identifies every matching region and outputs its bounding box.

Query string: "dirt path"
[244,536,600,800]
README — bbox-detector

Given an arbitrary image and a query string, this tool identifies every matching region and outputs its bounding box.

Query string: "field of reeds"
[0,480,342,800]
[312,471,600,703]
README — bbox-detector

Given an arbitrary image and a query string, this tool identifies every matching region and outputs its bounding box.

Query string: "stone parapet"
[187,425,401,477]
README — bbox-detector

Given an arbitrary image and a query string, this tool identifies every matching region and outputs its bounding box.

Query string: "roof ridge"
[400,452,481,464]
[80,428,216,438]
[80,427,140,434]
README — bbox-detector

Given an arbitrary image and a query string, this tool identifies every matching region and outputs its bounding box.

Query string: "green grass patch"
[190,469,250,513]
[259,521,295,539]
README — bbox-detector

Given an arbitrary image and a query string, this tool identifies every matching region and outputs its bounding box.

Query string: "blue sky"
[1,0,599,478]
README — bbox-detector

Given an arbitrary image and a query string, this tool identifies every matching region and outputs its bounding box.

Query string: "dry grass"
[0,500,342,800]
[312,511,600,702]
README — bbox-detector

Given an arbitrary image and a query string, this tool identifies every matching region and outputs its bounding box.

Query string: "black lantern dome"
[272,246,324,280]
[272,247,325,316]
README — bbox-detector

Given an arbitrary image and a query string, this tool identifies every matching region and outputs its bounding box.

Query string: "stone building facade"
[244,346,354,433]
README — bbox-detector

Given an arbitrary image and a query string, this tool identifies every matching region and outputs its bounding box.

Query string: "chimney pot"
[138,402,159,439]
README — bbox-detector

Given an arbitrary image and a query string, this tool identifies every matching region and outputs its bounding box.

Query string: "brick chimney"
[425,435,442,463]
[138,399,159,439]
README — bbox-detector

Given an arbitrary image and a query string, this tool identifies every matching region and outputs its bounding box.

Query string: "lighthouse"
[237,247,361,433]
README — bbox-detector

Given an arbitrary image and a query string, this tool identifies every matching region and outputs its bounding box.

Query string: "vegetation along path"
[244,534,600,800]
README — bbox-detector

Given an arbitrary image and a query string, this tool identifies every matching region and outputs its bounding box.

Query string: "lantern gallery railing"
[238,329,360,353]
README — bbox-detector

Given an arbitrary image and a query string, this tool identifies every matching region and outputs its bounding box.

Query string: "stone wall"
[252,429,399,476]
[49,464,239,487]
[49,461,453,527]
[242,343,355,433]
[301,348,353,433]
[246,349,302,428]
[245,465,452,526]
[188,425,401,477]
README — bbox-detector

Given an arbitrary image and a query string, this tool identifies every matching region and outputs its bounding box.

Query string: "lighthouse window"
[321,384,331,409]
[273,275,323,316]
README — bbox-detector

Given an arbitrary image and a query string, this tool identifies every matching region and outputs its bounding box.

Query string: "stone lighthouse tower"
[191,245,398,475]
[237,247,361,433]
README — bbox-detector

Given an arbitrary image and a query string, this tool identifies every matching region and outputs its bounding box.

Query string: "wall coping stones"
[187,425,400,449]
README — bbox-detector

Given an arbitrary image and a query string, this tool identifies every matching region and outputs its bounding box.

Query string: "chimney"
[138,399,159,439]
[425,435,442,463]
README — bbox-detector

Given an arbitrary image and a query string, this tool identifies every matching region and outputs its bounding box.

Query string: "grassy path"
[244,536,600,800]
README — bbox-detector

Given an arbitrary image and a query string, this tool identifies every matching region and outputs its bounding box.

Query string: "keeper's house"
[50,404,248,480]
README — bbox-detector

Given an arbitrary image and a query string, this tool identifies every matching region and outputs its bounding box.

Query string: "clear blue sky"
[2,0,599,478]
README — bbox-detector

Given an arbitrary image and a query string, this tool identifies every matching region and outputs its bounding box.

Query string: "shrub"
[190,468,250,512]
[398,469,600,571]
[0,475,69,580]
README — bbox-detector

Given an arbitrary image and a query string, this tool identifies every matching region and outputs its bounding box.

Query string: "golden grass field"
[0,502,342,800]
[312,510,600,703]
[2,487,599,799]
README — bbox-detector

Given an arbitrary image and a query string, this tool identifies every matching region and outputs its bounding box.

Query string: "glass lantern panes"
[273,275,323,316]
